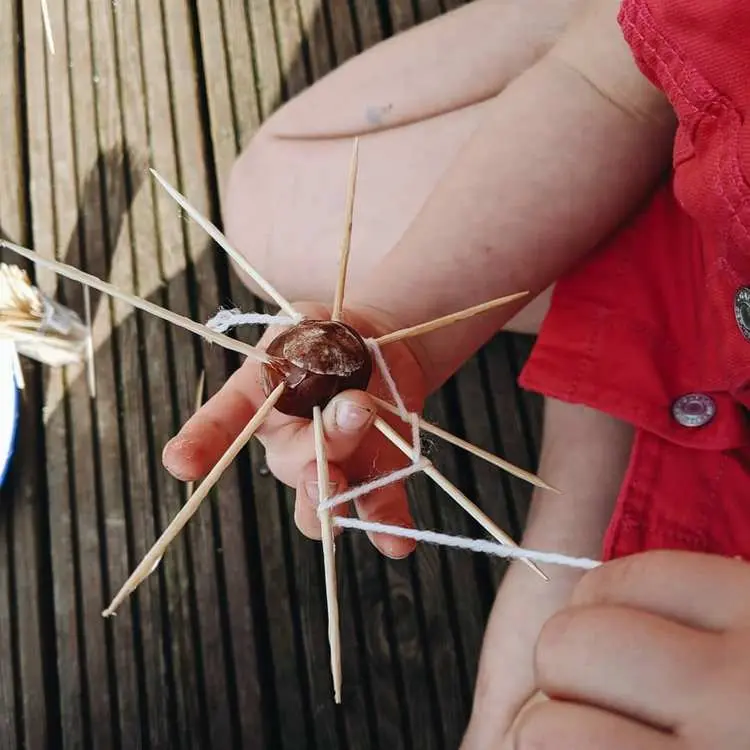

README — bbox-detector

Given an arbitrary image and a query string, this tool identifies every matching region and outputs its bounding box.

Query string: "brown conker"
[260,319,373,419]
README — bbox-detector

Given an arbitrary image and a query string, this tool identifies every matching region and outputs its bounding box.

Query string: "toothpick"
[331,139,359,322]
[372,396,559,493]
[40,0,55,55]
[313,406,343,703]
[0,241,275,365]
[374,417,548,581]
[101,382,286,617]
[186,369,206,500]
[83,286,97,399]
[149,169,301,320]
[374,292,530,347]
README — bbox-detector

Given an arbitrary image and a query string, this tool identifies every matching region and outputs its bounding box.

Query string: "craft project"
[0,138,602,704]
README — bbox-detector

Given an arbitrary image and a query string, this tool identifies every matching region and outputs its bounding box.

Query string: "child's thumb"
[319,391,377,461]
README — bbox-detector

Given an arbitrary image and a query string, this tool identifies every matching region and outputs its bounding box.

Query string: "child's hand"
[161,301,428,559]
[511,550,750,749]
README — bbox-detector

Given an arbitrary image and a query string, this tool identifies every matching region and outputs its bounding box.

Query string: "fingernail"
[372,519,416,559]
[304,481,339,504]
[334,401,373,432]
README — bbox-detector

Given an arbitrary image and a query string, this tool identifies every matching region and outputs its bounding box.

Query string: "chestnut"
[260,319,373,418]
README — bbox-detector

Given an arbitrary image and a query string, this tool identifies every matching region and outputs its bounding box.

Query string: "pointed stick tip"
[331,138,361,322]
[103,383,286,618]
[374,290,531,347]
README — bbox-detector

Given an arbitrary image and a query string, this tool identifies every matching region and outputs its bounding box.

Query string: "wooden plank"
[159,3,274,749]
[415,0,443,23]
[287,508,346,749]
[80,6,154,749]
[324,0,358,66]
[332,539,377,750]
[421,387,492,717]
[195,0,318,744]
[350,0,384,51]
[87,3,178,747]
[129,3,215,748]
[510,335,543,456]
[453,352,522,589]
[346,533,407,749]
[0,507,17,746]
[110,2,245,748]
[247,0,286,120]
[296,0,334,81]
[9,391,54,746]
[217,0,263,150]
[270,0,310,100]
[195,0,257,196]
[385,0,417,35]
[0,0,25,244]
[21,0,90,746]
[482,336,540,539]
[55,4,151,748]
[0,2,47,746]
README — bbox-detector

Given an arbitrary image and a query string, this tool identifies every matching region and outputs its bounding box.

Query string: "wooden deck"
[0,1,543,747]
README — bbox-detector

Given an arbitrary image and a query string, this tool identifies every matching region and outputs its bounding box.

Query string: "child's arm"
[347,0,675,394]
[460,400,635,748]
[164,0,672,557]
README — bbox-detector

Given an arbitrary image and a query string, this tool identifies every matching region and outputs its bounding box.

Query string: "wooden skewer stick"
[0,240,275,365]
[374,291,530,347]
[331,138,359,322]
[372,396,560,494]
[101,382,286,618]
[83,286,97,399]
[374,417,548,581]
[186,369,206,500]
[149,169,300,320]
[40,0,55,55]
[312,407,343,703]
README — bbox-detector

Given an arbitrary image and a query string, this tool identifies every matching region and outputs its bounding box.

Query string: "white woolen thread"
[206,308,298,333]
[366,338,409,421]
[318,459,431,512]
[333,518,603,571]
[410,412,421,462]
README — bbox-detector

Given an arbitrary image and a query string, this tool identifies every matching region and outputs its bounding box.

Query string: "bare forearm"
[461,399,635,749]
[349,0,674,393]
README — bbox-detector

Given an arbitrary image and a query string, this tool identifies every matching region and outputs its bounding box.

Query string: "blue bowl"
[0,343,21,488]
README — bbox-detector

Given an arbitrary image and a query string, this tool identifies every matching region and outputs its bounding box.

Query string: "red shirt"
[519,0,750,560]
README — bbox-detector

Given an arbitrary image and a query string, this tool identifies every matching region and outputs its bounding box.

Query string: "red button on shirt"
[518,0,750,561]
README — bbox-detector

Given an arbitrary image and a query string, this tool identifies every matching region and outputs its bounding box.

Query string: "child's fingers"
[355,483,417,559]
[294,462,350,540]
[161,359,290,481]
[572,550,750,631]
[510,699,676,750]
[292,444,417,559]
[263,390,377,486]
[295,471,416,558]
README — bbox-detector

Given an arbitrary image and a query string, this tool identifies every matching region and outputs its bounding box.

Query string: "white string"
[206,308,298,333]
[318,458,431,512]
[410,412,421,462]
[366,338,409,420]
[333,518,602,571]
